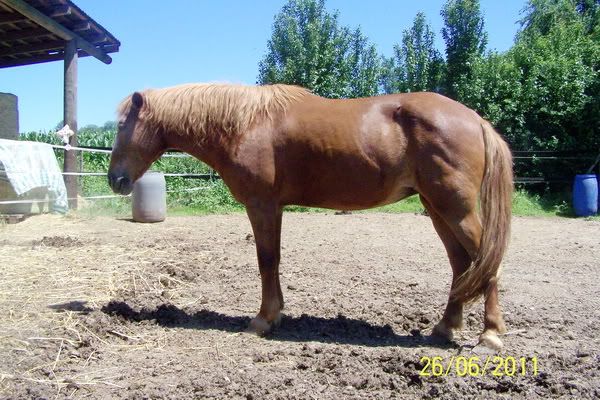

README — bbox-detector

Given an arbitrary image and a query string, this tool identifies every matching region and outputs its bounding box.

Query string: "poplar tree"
[258,0,380,98]
[441,0,488,98]
[382,12,444,93]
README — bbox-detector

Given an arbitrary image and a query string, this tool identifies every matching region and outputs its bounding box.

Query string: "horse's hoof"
[478,330,503,351]
[431,321,454,341]
[247,314,281,336]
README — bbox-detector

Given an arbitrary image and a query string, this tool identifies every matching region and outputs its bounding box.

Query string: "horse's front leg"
[245,203,284,336]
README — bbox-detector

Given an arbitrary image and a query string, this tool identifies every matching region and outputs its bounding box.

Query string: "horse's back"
[233,91,489,210]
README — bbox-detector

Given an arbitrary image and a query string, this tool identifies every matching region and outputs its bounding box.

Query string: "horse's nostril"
[108,172,131,194]
[107,173,115,187]
[116,176,129,188]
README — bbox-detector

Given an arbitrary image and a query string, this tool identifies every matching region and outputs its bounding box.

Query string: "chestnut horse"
[108,83,513,350]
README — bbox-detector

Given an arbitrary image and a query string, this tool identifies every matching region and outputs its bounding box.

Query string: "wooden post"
[63,39,78,209]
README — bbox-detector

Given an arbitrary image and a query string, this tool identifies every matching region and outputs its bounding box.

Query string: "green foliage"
[511,188,572,216]
[513,21,598,151]
[169,180,243,213]
[382,12,445,93]
[454,0,600,182]
[519,0,582,37]
[257,0,380,98]
[454,52,526,146]
[345,28,382,97]
[441,0,488,98]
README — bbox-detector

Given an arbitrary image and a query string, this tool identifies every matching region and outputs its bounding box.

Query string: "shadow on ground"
[92,300,455,349]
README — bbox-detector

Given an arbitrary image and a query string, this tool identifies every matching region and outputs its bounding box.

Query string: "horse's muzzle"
[108,172,133,195]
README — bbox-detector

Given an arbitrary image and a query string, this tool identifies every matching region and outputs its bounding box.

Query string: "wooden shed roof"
[0,0,120,68]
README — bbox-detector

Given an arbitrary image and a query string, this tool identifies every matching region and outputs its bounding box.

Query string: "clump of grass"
[371,195,425,214]
[169,180,244,214]
[511,188,571,217]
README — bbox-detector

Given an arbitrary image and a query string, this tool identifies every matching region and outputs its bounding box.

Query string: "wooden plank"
[0,39,63,57]
[0,0,112,64]
[0,26,52,43]
[0,11,26,24]
[71,21,90,32]
[49,5,71,18]
[63,39,78,209]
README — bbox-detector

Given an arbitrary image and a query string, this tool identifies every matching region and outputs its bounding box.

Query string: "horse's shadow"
[85,300,456,349]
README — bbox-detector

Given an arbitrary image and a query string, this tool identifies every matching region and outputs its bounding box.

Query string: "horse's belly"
[282,170,415,210]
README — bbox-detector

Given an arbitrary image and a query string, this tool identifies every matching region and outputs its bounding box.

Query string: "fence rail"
[65,146,600,186]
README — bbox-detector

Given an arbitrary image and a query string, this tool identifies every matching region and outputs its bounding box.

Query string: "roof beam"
[0,48,92,68]
[0,0,112,64]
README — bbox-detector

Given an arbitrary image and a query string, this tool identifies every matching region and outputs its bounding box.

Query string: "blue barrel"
[572,174,598,217]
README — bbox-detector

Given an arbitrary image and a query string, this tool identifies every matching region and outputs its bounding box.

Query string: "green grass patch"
[74,187,592,219]
[370,195,425,214]
[511,188,571,217]
[76,197,132,219]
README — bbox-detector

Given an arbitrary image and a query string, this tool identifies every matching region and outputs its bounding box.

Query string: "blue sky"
[2,0,526,133]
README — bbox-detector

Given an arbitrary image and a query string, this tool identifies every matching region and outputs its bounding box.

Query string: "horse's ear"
[132,92,144,110]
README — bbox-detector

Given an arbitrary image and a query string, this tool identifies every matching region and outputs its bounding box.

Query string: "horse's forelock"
[116,94,135,121]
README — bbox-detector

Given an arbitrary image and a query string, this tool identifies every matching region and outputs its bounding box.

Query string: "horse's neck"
[165,131,230,173]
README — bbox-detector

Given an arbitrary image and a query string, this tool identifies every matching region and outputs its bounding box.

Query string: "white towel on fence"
[0,139,68,213]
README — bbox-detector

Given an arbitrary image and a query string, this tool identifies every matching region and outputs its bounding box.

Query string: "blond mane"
[118,83,310,141]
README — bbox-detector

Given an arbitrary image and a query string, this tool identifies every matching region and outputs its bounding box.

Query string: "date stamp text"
[419,356,539,377]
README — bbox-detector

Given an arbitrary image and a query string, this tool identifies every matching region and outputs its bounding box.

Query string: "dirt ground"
[0,211,599,399]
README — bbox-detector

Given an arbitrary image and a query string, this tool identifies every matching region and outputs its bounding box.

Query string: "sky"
[2,0,527,133]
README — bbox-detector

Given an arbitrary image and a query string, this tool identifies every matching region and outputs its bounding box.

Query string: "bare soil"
[0,212,599,399]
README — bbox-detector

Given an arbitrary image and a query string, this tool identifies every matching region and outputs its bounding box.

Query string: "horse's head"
[108,92,166,195]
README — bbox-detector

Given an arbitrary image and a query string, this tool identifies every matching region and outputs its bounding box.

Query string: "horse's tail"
[451,120,513,304]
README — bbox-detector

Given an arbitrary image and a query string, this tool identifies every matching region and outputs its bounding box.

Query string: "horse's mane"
[118,83,311,141]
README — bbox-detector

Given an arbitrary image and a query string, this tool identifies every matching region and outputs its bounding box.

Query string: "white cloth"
[0,139,68,213]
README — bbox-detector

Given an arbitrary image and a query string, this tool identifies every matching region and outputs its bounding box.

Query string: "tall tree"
[258,0,380,98]
[441,0,488,98]
[519,0,581,36]
[382,12,444,93]
[521,0,600,35]
[344,28,382,97]
[456,0,599,182]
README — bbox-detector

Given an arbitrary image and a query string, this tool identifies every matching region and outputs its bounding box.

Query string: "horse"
[108,83,513,350]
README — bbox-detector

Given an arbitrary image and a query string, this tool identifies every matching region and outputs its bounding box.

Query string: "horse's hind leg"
[421,194,506,349]
[420,195,469,340]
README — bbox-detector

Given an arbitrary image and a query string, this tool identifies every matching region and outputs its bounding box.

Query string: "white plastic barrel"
[132,171,166,223]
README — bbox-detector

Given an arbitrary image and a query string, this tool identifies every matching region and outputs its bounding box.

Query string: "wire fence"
[1,143,599,208]
[0,144,215,207]
[513,150,600,185]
